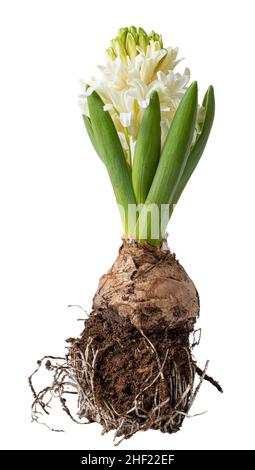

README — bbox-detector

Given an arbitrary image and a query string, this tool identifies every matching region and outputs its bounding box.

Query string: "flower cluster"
[79,27,198,161]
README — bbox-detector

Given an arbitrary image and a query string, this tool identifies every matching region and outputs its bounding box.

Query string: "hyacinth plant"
[79,26,214,243]
[31,27,221,443]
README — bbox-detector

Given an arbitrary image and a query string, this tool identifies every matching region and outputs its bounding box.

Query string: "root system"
[29,240,222,443]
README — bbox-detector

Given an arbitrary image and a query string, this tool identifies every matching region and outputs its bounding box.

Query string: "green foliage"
[132,91,161,204]
[170,86,215,212]
[136,82,198,242]
[87,91,137,233]
[82,84,215,242]
[82,115,102,161]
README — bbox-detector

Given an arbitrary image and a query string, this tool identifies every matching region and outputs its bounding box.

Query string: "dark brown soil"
[70,310,195,434]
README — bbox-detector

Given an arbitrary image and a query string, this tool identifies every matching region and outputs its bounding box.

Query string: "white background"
[0,0,254,450]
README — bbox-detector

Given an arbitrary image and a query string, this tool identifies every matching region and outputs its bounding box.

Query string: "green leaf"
[82,115,103,162]
[170,85,215,213]
[132,91,161,204]
[87,91,137,234]
[136,81,198,242]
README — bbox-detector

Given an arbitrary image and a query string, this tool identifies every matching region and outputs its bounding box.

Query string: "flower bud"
[106,47,116,61]
[149,30,156,40]
[152,41,161,52]
[126,32,137,61]
[138,31,149,53]
[118,27,128,35]
[129,26,138,43]
[138,27,147,37]
[111,38,127,63]
[117,28,128,47]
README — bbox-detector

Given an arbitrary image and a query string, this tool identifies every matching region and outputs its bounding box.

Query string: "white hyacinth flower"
[79,27,201,161]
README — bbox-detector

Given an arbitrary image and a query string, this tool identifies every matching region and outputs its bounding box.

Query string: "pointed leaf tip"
[170,84,215,212]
